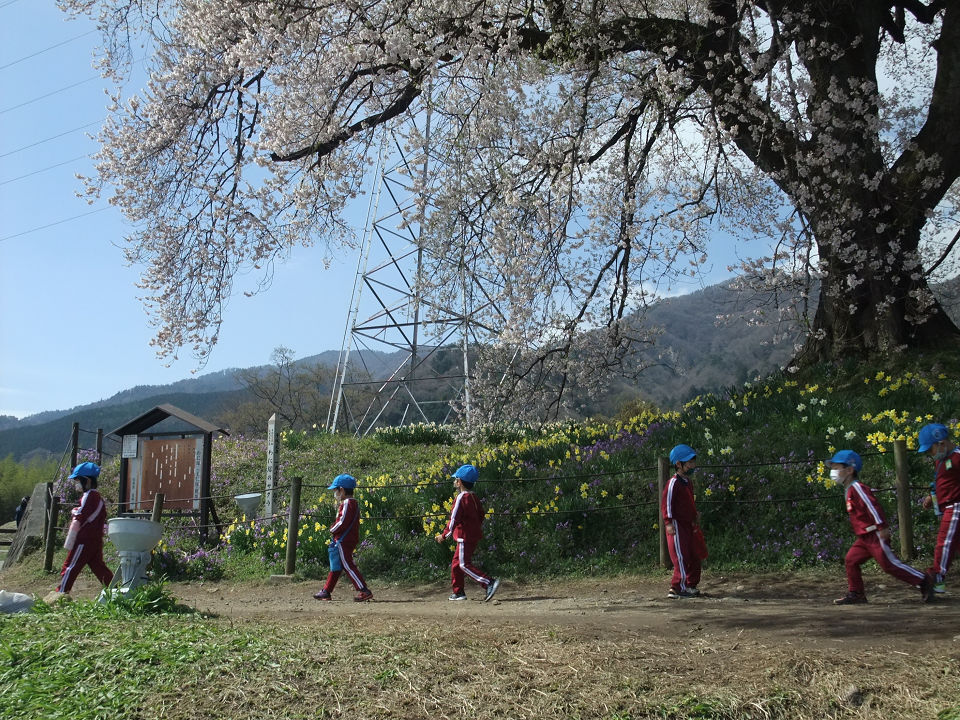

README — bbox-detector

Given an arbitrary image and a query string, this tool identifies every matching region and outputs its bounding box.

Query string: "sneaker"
[934,582,946,594]
[313,589,331,601]
[354,589,373,602]
[448,592,467,601]
[667,587,699,599]
[833,591,867,605]
[920,573,935,603]
[484,578,501,602]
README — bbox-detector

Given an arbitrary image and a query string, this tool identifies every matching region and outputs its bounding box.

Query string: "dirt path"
[147,572,960,652]
[7,566,959,653]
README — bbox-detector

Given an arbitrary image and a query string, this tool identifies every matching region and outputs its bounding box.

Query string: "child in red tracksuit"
[435,464,500,601]
[57,462,114,595]
[917,423,960,594]
[662,444,707,599]
[313,474,373,602]
[829,450,933,605]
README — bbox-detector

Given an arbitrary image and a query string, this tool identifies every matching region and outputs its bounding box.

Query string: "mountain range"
[2,278,956,462]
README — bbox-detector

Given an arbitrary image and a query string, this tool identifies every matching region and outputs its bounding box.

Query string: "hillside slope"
[3,277,956,460]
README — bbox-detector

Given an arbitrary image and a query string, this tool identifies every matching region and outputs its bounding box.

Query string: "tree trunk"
[796,225,960,365]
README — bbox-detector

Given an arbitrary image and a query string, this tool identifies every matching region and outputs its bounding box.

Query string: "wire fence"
[55,450,931,530]
[41,426,936,577]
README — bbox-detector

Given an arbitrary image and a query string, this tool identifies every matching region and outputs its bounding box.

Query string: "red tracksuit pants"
[929,502,960,583]
[58,539,114,593]
[323,541,368,593]
[845,532,925,593]
[667,522,701,592]
[451,538,491,594]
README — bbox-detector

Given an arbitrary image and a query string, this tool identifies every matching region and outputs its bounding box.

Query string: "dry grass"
[4,558,960,720]
[136,614,959,720]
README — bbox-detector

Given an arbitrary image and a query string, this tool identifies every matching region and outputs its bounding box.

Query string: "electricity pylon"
[326,117,501,436]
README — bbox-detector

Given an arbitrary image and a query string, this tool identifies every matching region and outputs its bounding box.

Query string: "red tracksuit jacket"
[933,448,960,510]
[73,488,108,545]
[662,475,698,528]
[845,481,887,535]
[441,491,484,543]
[330,497,360,547]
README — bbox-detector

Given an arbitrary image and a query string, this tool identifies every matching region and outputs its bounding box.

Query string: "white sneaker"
[448,592,467,601]
[484,578,501,602]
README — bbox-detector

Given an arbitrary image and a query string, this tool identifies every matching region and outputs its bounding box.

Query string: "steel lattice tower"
[325,116,501,436]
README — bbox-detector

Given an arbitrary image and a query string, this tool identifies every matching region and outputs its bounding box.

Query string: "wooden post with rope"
[43,495,60,574]
[893,439,915,560]
[658,456,669,568]
[151,493,165,523]
[70,422,79,470]
[284,477,303,576]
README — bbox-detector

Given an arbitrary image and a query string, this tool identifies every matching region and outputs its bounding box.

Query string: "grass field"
[2,565,960,720]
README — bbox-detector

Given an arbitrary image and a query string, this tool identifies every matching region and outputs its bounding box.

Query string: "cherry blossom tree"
[64,0,960,417]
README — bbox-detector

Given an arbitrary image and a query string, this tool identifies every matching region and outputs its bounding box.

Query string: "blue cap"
[669,444,697,465]
[452,464,478,485]
[327,473,357,490]
[68,461,100,479]
[917,423,949,453]
[829,450,862,473]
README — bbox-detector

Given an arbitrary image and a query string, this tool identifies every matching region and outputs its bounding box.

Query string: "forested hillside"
[3,279,957,462]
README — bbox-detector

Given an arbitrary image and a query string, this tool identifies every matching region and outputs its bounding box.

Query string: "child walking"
[917,423,960,595]
[830,450,934,604]
[56,462,114,596]
[662,444,707,599]
[313,474,373,602]
[435,464,500,602]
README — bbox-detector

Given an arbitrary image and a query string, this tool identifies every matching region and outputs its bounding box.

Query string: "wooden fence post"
[43,496,61,573]
[151,493,165,523]
[285,477,302,576]
[893,439,914,560]
[658,456,669,568]
[43,482,53,540]
[70,423,79,470]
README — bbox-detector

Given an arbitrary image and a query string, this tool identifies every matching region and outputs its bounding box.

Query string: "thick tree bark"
[797,225,960,364]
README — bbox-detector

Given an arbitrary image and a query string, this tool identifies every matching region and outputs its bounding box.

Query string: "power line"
[0,75,101,115]
[0,29,97,71]
[0,153,90,186]
[0,53,147,115]
[0,206,110,242]
[0,119,102,159]
[0,0,24,9]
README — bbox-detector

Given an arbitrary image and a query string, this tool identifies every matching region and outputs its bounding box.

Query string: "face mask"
[684,466,698,476]
[829,468,845,483]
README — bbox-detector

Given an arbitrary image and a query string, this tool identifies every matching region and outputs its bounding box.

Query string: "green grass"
[2,584,958,720]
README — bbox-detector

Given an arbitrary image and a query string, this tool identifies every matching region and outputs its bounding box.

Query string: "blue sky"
[0,2,357,419]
